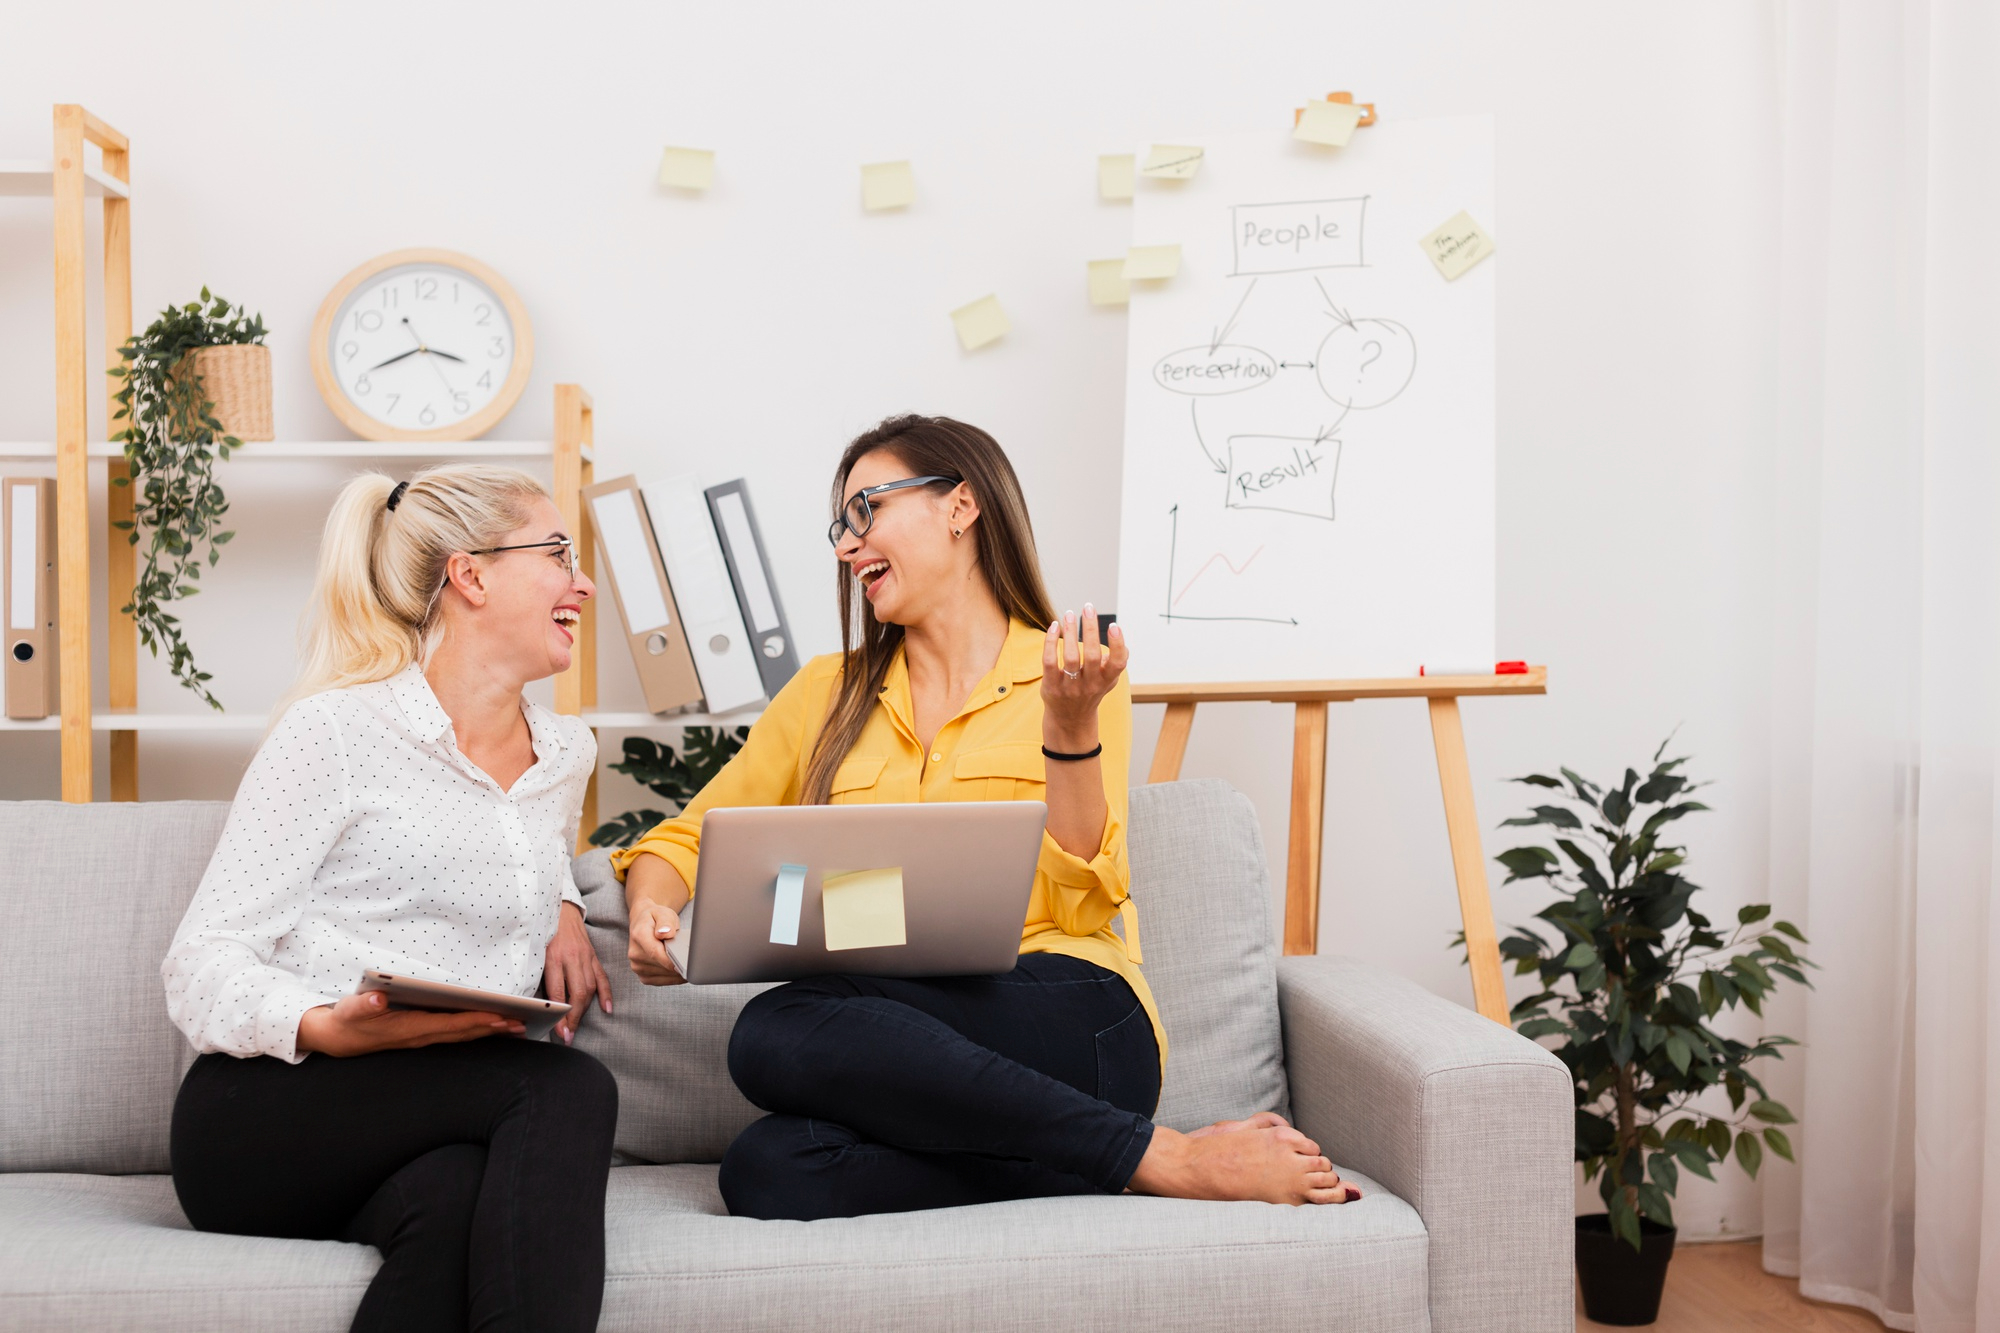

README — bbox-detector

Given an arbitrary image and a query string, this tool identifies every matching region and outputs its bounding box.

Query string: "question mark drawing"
[1356,340,1382,384]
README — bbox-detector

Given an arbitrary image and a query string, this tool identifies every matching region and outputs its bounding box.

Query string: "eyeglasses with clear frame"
[826,475,961,548]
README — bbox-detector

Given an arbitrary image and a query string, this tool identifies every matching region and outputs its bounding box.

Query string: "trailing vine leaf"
[108,290,266,709]
[1465,740,1816,1251]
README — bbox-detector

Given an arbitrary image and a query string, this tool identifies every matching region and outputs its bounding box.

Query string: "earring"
[952,528,963,538]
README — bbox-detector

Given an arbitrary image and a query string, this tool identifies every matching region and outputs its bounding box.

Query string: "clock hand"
[426,348,467,364]
[400,315,465,363]
[367,347,423,371]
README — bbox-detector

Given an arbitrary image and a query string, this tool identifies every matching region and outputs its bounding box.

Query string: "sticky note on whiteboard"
[822,867,906,951]
[1293,99,1365,148]
[657,146,715,191]
[1087,258,1130,306]
[1139,144,1203,180]
[1123,244,1182,281]
[770,864,806,946]
[1420,210,1495,280]
[1098,154,1135,200]
[861,160,915,211]
[950,295,1010,351]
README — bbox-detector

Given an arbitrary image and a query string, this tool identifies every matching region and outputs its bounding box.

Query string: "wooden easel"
[1133,667,1546,1024]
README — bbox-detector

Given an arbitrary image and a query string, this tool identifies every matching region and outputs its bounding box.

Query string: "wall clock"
[309,248,533,442]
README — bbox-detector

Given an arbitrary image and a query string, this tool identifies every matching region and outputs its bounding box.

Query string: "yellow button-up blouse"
[609,618,1164,1068]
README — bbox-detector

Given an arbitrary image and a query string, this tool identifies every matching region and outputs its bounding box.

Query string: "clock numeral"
[452,391,470,414]
[452,282,460,303]
[414,277,439,301]
[381,287,399,309]
[385,393,401,414]
[341,341,358,362]
[354,374,372,397]
[488,337,506,358]
[418,404,437,426]
[476,370,492,389]
[474,303,493,326]
[353,309,383,333]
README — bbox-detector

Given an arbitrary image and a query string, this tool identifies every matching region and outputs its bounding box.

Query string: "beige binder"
[3,477,57,720]
[582,475,703,713]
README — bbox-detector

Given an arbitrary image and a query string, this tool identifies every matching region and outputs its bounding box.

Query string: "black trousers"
[720,952,1161,1221]
[170,1039,617,1333]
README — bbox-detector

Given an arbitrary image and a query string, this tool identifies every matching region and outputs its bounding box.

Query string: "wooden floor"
[1578,1241,1892,1332]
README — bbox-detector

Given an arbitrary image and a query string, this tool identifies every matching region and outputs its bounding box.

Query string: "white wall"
[0,0,1784,1237]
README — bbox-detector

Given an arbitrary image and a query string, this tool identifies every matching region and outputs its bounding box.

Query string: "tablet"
[357,969,571,1041]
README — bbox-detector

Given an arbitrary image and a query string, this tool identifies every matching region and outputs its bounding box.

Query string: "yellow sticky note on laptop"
[1087,258,1130,306]
[1420,210,1495,280]
[861,160,915,211]
[657,146,714,191]
[950,294,1010,351]
[1294,99,1364,148]
[1123,244,1181,281]
[1098,153,1135,200]
[1139,144,1203,180]
[822,867,907,951]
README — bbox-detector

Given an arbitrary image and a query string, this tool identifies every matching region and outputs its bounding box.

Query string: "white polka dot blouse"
[162,664,597,1063]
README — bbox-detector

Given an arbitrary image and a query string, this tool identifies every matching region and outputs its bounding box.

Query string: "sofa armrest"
[1278,955,1571,1333]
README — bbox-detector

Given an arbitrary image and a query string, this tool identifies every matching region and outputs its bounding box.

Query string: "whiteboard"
[1116,115,1495,683]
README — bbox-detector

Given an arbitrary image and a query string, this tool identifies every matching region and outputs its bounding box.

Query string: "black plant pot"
[1575,1214,1677,1325]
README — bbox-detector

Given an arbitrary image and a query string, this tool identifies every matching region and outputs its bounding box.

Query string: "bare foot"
[1128,1118,1360,1205]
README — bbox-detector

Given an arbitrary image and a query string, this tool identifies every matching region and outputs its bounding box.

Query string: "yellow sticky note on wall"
[1139,144,1204,180]
[950,294,1010,351]
[1294,99,1364,148]
[1087,259,1130,307]
[1098,154,1135,200]
[1420,210,1495,280]
[1123,244,1181,281]
[822,867,907,951]
[657,146,715,191]
[862,160,915,211]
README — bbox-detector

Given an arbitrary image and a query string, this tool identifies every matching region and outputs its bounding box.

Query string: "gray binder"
[704,479,799,697]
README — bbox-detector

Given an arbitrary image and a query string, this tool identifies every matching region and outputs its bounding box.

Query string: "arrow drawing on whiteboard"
[1159,504,1299,626]
[1189,400,1227,474]
[1207,278,1258,355]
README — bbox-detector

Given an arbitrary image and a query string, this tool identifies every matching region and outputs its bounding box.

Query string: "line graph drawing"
[1159,505,1299,626]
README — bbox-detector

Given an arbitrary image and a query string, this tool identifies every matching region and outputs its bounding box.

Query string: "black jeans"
[720,952,1161,1221]
[170,1039,617,1333]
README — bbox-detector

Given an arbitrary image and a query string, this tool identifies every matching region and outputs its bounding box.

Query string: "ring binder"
[582,475,703,714]
[3,478,57,721]
[705,479,800,697]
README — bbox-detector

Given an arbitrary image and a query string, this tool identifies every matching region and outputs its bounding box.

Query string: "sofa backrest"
[0,800,230,1174]
[0,778,1288,1174]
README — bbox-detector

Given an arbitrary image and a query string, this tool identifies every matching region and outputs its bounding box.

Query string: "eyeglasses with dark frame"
[465,537,580,578]
[826,475,962,548]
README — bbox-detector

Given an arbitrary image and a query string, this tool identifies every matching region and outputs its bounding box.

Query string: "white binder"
[638,472,765,713]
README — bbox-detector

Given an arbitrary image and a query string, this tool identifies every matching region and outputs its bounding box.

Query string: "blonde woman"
[162,466,616,1333]
[619,415,1358,1220]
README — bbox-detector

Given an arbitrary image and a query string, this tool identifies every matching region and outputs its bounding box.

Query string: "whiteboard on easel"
[1116,114,1495,684]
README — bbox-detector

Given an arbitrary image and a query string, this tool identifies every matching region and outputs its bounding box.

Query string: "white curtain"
[1761,1,2000,1329]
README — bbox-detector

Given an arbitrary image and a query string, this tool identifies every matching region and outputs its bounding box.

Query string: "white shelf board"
[0,440,590,463]
[583,710,764,729]
[0,159,129,199]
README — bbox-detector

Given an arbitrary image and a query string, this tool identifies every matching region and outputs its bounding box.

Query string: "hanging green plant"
[108,289,266,710]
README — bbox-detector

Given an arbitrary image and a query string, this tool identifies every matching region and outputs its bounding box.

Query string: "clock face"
[326,262,518,432]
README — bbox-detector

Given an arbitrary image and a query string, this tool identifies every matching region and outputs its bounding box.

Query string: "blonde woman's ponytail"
[281,464,548,714]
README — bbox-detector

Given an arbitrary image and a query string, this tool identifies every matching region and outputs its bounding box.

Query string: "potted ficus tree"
[108,290,269,710]
[1482,741,1814,1326]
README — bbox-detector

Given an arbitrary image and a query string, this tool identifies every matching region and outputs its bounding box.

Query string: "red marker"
[1418,661,1528,676]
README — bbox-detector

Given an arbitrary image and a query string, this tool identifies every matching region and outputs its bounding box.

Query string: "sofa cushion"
[0,1173,375,1332]
[1128,779,1291,1130]
[569,849,773,1163]
[0,801,231,1174]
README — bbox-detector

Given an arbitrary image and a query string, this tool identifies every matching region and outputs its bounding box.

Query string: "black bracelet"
[1041,742,1103,762]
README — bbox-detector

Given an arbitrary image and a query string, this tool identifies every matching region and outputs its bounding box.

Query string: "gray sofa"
[0,779,1571,1331]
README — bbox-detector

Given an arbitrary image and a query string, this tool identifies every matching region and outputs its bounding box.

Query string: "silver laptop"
[666,801,1048,984]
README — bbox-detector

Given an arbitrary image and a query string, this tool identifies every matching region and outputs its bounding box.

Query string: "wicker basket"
[176,343,273,442]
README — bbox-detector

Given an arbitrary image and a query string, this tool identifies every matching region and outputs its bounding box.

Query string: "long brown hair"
[800,415,1058,804]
